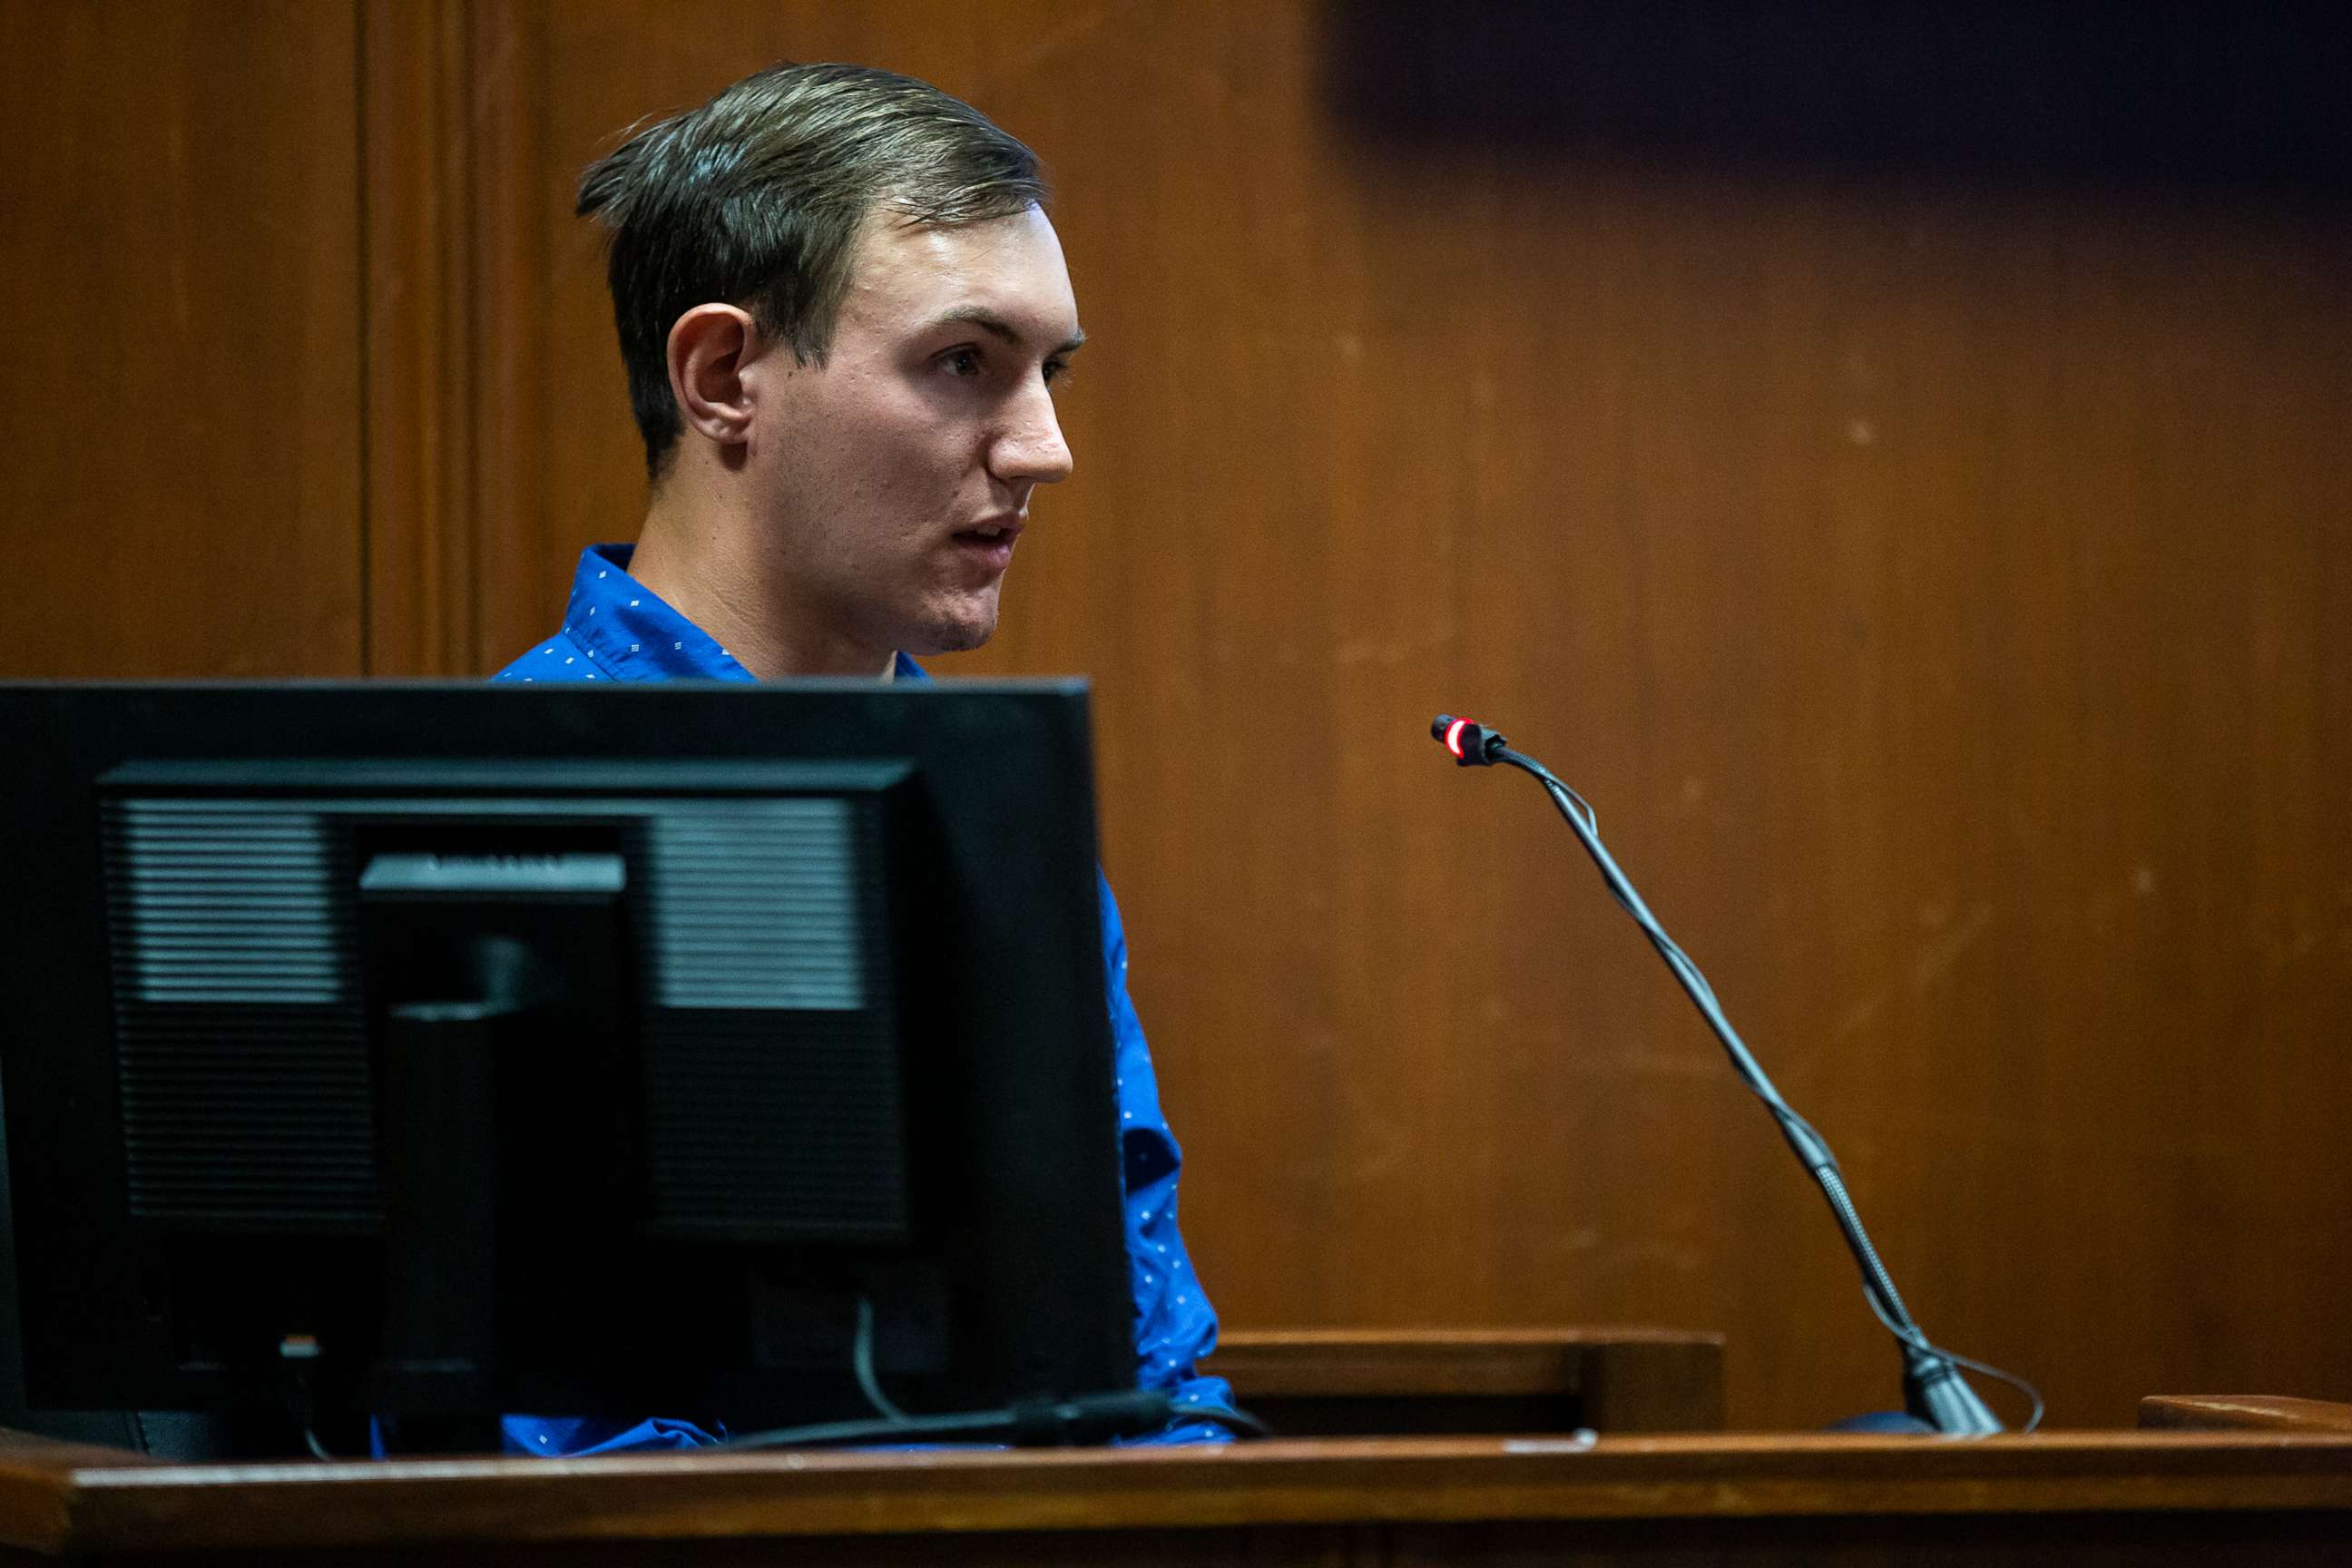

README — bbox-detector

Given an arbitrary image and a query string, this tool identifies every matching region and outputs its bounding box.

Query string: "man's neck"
[629,484,897,681]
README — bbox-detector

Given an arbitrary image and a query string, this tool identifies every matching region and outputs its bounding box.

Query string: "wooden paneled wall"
[0,2,364,675]
[4,1,2348,1431]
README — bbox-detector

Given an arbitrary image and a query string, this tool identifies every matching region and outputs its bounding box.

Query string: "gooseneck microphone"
[1429,714,2037,1436]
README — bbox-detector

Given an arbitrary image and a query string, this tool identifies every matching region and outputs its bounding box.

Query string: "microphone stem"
[1490,747,2004,1436]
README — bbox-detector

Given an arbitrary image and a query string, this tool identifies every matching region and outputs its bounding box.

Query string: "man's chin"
[902,612,998,658]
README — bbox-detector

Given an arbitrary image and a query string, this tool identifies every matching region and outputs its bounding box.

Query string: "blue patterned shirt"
[485,544,1231,1453]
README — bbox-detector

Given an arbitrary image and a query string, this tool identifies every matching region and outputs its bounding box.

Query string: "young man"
[493,63,1230,1452]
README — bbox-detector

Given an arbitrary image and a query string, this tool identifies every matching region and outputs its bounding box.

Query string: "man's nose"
[995,378,1075,487]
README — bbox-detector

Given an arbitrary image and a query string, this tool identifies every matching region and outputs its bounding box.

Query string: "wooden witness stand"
[0,1335,2345,1564]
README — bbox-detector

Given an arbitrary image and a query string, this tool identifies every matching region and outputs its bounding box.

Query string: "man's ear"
[665,304,765,449]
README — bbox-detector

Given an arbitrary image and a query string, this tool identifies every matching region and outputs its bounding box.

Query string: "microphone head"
[1431,714,1505,765]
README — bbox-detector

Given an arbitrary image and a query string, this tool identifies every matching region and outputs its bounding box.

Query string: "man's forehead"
[843,207,1080,342]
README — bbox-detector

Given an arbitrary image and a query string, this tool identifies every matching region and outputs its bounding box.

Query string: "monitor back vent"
[634,797,905,1240]
[641,799,865,1010]
[103,799,378,1231]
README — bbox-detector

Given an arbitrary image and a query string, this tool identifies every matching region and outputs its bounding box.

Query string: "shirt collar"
[564,544,928,683]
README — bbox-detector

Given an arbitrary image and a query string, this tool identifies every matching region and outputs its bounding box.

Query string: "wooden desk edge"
[1204,1326,1724,1409]
[2141,1395,2352,1434]
[1213,1328,1728,1350]
[2,1430,2348,1556]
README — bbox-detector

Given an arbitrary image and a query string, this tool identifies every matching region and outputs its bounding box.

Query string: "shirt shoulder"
[491,632,607,683]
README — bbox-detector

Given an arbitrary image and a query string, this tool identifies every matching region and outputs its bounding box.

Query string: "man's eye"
[942,348,982,377]
[1043,358,1072,387]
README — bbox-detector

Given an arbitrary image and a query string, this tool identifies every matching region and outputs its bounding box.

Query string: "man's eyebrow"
[929,307,1086,357]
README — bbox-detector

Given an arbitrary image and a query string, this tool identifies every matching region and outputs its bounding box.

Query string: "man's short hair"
[578,62,1048,479]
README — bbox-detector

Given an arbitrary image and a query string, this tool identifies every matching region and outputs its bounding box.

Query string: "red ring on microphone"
[1444,719,1471,759]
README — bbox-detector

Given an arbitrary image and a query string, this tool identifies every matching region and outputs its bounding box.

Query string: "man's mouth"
[950,519,1024,571]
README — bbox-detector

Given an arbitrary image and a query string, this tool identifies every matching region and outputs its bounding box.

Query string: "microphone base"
[1903,1344,2005,1435]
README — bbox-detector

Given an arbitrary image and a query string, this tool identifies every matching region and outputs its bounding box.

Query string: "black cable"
[728,1406,1036,1451]
[725,1387,1269,1451]
[852,1297,912,1425]
[725,1298,1271,1450]
[1171,1401,1271,1438]
[1489,744,2043,1434]
[274,1333,349,1461]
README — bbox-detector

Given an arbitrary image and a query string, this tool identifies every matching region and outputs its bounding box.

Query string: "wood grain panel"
[0,0,363,677]
[443,0,2352,1434]
[14,1,2338,1438]
[361,0,478,676]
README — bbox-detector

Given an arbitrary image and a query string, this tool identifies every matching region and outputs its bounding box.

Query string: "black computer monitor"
[0,681,1135,1455]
